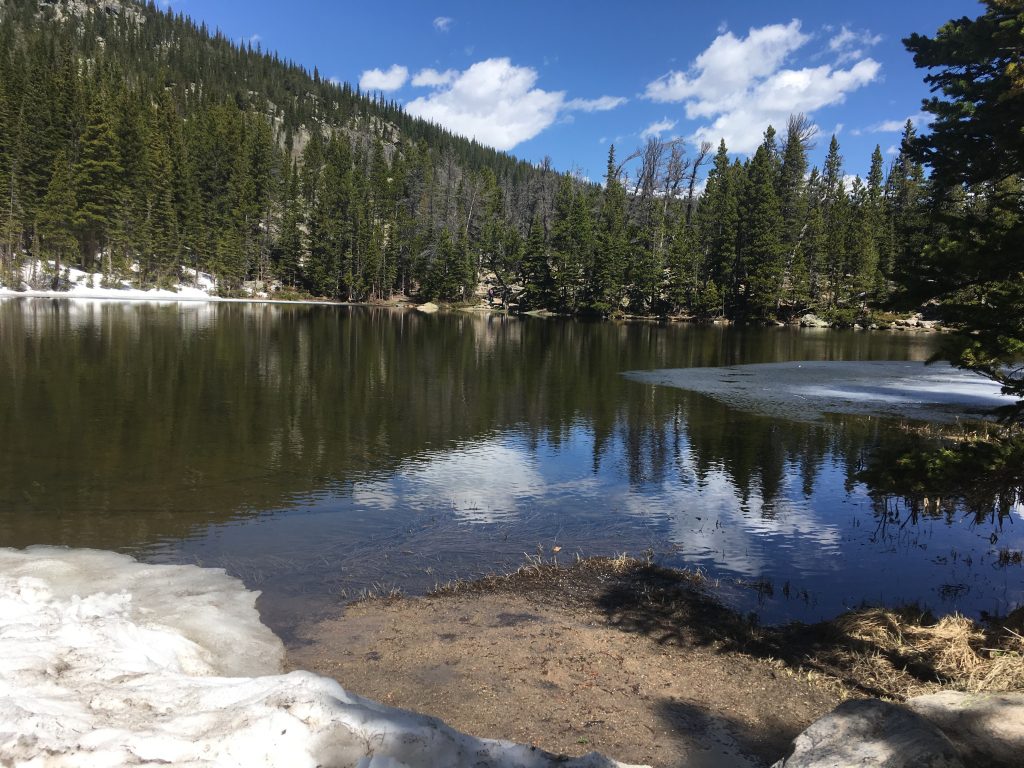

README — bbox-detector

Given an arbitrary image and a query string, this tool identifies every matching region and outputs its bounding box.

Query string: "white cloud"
[359,65,409,92]
[854,113,928,135]
[433,16,453,32]
[644,20,881,153]
[641,118,677,139]
[829,26,882,64]
[565,95,628,112]
[411,68,458,87]
[645,20,809,107]
[405,58,564,150]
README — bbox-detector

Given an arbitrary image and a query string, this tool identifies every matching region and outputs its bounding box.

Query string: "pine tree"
[738,130,785,319]
[666,211,700,314]
[478,169,518,302]
[520,211,554,310]
[74,90,123,269]
[274,162,304,288]
[19,44,63,227]
[885,121,929,293]
[904,0,1024,419]
[820,135,849,308]
[548,174,582,312]
[862,145,888,299]
[628,194,664,314]
[306,135,352,298]
[141,112,179,287]
[36,148,77,289]
[0,66,20,282]
[803,197,828,307]
[845,176,878,305]
[778,115,812,309]
[589,146,627,315]
[422,227,471,301]
[697,141,740,310]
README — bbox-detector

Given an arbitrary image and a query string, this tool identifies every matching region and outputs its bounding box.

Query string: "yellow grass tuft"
[833,607,1024,696]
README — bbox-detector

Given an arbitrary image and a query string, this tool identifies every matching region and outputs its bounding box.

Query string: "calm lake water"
[1,298,1021,637]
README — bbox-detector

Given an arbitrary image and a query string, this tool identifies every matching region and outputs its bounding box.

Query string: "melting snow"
[0,547,637,768]
[0,263,220,302]
[625,361,1015,423]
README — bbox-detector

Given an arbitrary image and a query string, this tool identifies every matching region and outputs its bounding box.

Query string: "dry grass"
[427,551,703,598]
[830,607,1024,697]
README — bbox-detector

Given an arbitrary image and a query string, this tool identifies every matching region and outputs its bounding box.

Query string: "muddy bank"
[289,557,1023,768]
[289,558,836,768]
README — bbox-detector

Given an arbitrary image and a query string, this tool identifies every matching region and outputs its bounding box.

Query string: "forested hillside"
[0,0,943,319]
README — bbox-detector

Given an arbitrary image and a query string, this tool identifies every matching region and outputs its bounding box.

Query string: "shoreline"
[0,289,949,332]
[288,556,1023,768]
[0,287,360,307]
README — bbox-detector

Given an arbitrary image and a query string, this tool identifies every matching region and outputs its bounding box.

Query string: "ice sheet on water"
[0,547,639,768]
[624,361,1015,423]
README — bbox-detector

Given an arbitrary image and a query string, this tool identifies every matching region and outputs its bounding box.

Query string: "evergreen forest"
[0,0,1019,345]
[0,0,942,322]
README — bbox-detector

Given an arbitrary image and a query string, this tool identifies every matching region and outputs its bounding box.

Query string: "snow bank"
[625,361,1015,423]
[0,262,221,302]
[0,547,638,768]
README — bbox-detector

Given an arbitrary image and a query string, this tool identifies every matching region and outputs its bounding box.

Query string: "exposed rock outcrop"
[772,699,964,768]
[908,691,1024,768]
[799,313,831,328]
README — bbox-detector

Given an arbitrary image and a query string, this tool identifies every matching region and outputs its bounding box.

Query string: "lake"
[0,298,1020,638]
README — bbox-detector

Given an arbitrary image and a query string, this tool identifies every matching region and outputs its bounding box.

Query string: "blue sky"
[163,0,981,179]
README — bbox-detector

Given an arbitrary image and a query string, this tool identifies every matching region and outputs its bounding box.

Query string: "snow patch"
[0,261,220,302]
[0,547,637,768]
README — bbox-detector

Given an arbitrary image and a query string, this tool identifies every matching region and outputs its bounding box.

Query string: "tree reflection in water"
[0,299,1019,628]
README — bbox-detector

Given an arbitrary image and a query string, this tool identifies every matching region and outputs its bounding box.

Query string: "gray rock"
[415,302,440,314]
[908,691,1024,768]
[772,699,964,768]
[799,313,830,328]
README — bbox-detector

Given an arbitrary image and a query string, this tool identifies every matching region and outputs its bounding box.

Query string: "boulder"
[415,302,439,314]
[799,313,830,328]
[908,691,1024,768]
[772,699,964,768]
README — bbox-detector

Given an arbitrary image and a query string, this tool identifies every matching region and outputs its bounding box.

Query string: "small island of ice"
[0,547,639,768]
[625,361,1015,423]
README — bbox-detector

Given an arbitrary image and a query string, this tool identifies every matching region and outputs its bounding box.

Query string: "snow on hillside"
[0,547,639,768]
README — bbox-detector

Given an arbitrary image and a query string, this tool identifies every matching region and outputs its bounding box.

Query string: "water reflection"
[0,298,1019,632]
[352,441,546,524]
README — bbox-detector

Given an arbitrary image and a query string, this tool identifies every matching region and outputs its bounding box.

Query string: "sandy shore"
[289,559,840,768]
[288,556,1023,768]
